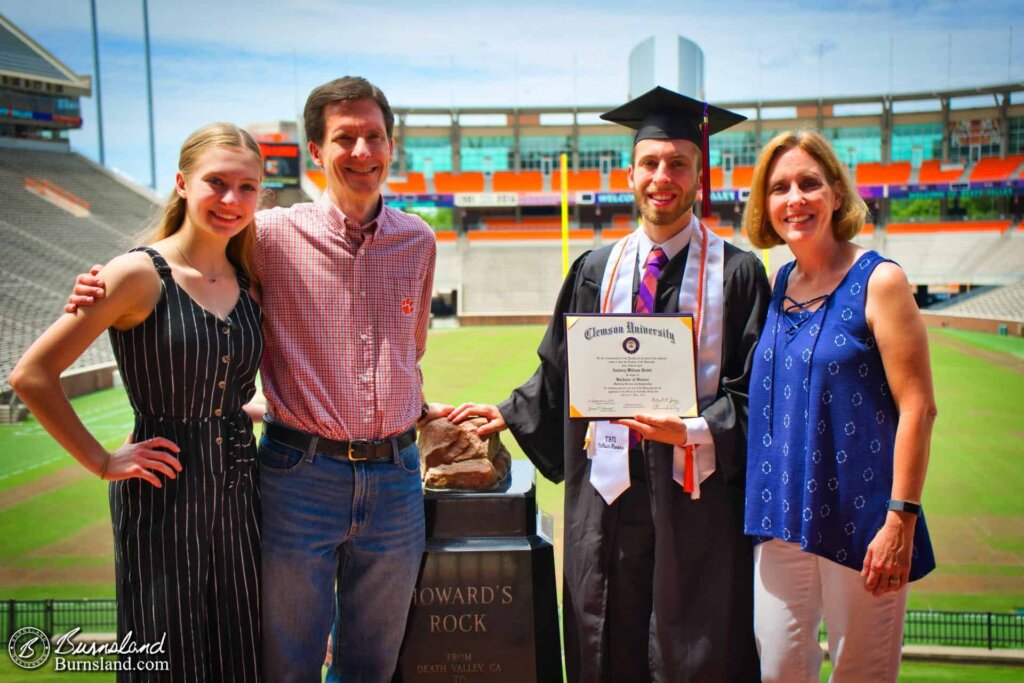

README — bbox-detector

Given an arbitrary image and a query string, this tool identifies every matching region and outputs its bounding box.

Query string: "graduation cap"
[600,86,746,219]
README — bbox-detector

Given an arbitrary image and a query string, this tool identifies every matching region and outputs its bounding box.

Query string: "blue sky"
[2,0,1022,193]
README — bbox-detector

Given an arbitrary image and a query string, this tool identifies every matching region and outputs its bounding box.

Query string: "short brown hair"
[742,129,867,249]
[303,76,394,145]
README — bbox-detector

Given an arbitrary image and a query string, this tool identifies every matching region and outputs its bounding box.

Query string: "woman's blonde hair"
[742,129,867,249]
[139,123,263,283]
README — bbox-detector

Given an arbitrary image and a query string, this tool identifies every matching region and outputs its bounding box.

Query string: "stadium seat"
[917,160,965,184]
[855,162,911,186]
[24,177,91,216]
[969,155,1024,182]
[883,222,1011,284]
[492,171,543,192]
[0,147,155,381]
[468,229,594,241]
[609,169,630,191]
[732,166,753,189]
[550,170,601,191]
[434,172,484,193]
[306,169,326,190]
[485,215,563,230]
[886,220,1011,234]
[385,172,427,194]
[709,166,723,190]
[935,279,1024,320]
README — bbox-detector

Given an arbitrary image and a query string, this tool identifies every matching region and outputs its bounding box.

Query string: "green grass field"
[0,325,1022,679]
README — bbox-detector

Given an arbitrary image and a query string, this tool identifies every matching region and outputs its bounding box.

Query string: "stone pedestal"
[395,461,562,682]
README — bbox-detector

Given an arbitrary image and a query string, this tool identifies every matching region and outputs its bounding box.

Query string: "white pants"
[753,539,910,683]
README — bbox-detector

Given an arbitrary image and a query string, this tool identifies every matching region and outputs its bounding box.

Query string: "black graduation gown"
[498,240,771,682]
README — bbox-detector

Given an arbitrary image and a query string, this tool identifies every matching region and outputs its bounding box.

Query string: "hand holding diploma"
[612,414,688,447]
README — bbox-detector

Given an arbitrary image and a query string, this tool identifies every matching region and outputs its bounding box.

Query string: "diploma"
[565,313,698,420]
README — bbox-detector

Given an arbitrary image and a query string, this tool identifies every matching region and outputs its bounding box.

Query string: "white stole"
[586,216,725,501]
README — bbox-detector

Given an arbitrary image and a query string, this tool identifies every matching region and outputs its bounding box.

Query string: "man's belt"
[264,418,416,462]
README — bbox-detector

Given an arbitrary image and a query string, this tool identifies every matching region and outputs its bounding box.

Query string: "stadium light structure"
[89,0,104,166]
[142,0,156,189]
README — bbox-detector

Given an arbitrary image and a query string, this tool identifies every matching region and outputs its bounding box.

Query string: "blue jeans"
[258,434,425,683]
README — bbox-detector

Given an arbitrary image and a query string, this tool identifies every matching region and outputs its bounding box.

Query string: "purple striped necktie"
[635,247,667,314]
[629,247,668,449]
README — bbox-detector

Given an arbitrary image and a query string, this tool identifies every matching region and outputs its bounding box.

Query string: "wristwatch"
[419,402,430,421]
[887,499,922,516]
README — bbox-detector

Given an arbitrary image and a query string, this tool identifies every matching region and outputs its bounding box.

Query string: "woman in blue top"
[742,130,936,682]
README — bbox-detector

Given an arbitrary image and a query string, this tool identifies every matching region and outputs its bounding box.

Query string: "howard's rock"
[419,417,511,490]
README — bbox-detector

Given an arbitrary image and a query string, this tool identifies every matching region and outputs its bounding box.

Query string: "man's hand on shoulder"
[64,264,106,313]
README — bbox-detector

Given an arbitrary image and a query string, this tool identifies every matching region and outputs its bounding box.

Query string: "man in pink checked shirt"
[69,77,449,683]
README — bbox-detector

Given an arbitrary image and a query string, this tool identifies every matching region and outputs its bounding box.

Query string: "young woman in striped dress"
[9,123,265,681]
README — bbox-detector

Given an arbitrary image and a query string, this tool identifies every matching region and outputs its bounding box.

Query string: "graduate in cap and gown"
[450,87,770,682]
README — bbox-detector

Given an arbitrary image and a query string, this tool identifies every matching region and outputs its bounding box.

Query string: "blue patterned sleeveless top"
[745,250,935,580]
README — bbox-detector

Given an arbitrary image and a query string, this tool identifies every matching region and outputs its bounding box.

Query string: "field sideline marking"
[8,404,133,438]
[0,454,68,481]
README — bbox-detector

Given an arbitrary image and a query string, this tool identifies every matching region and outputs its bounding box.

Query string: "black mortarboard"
[601,87,747,218]
[600,86,746,147]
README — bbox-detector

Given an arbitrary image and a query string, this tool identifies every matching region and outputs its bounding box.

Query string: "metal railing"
[816,609,1024,650]
[2,599,117,641]
[903,610,1024,650]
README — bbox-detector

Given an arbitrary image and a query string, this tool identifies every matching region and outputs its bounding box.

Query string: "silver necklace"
[175,246,222,283]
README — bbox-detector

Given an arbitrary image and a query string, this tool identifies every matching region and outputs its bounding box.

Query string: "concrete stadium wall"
[455,239,599,315]
[922,313,1024,337]
[458,313,551,326]
[59,363,117,399]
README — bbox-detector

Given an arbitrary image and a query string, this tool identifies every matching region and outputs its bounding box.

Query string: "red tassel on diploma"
[683,445,695,493]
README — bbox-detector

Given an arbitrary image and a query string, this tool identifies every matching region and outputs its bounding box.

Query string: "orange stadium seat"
[434,171,484,193]
[709,167,723,190]
[602,228,632,240]
[610,169,630,191]
[697,215,732,237]
[493,171,543,192]
[855,162,910,186]
[550,170,601,191]
[885,220,1010,234]
[612,214,638,227]
[468,229,594,241]
[306,169,326,190]
[483,215,519,229]
[732,166,753,189]
[24,177,90,210]
[385,172,426,194]
[917,160,964,184]
[969,154,1024,182]
[484,215,564,230]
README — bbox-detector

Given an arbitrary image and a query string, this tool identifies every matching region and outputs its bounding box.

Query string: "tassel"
[683,445,695,493]
[701,102,711,220]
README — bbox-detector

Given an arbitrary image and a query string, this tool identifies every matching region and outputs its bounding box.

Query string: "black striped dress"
[107,247,263,682]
